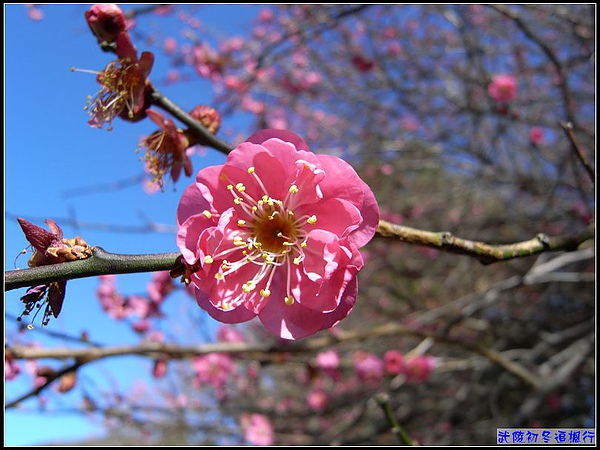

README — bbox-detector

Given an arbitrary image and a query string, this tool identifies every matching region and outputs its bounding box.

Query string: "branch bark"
[5,247,181,291]
[5,221,594,291]
[375,220,595,265]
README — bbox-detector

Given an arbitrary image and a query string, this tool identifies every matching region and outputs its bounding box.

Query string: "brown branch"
[560,121,595,184]
[149,86,235,155]
[5,359,86,409]
[4,247,181,291]
[8,322,540,389]
[375,220,595,265]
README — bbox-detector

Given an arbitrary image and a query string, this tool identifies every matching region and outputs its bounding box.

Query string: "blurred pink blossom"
[380,164,394,175]
[163,36,177,54]
[307,388,329,411]
[354,351,384,384]
[488,74,518,103]
[529,127,544,145]
[5,350,21,381]
[147,271,175,304]
[383,350,404,375]
[216,325,246,343]
[25,4,44,21]
[192,353,236,398]
[96,275,129,320]
[315,350,341,380]
[404,355,436,383]
[240,413,274,446]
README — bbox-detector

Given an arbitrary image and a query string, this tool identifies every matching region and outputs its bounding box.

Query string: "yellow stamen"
[202,210,212,219]
[203,255,214,264]
[289,185,299,194]
[307,215,317,225]
[260,289,271,297]
[284,296,295,306]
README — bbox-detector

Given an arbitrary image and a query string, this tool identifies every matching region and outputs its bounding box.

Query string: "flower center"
[202,166,319,309]
[252,210,297,254]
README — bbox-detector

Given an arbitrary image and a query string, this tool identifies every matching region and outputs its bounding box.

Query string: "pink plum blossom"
[240,413,275,446]
[488,74,518,103]
[147,271,175,303]
[315,350,341,380]
[176,129,379,339]
[163,36,177,54]
[192,353,236,399]
[529,127,544,145]
[404,355,436,383]
[384,349,404,375]
[354,351,384,384]
[307,388,329,411]
[216,325,246,343]
[5,350,21,381]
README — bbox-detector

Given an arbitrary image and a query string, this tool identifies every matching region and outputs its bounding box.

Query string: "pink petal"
[191,283,256,324]
[246,129,310,151]
[177,167,221,225]
[259,277,357,340]
[297,198,362,239]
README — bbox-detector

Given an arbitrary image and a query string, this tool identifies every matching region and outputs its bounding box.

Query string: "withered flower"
[17,218,92,327]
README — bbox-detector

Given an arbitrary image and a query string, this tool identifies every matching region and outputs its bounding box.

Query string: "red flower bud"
[85,4,127,44]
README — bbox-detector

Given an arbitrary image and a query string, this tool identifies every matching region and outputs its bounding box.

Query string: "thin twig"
[560,121,595,184]
[374,392,415,445]
[149,86,235,155]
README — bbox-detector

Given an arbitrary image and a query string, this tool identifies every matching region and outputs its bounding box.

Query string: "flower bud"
[85,4,127,44]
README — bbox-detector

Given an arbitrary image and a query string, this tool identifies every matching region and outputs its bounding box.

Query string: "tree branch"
[5,221,594,292]
[4,247,181,291]
[8,322,540,389]
[375,220,595,265]
[149,86,235,155]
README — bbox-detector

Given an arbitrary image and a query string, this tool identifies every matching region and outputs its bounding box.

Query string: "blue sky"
[4,4,262,445]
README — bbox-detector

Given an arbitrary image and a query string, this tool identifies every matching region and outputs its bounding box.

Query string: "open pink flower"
[176,129,379,339]
[488,74,517,103]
